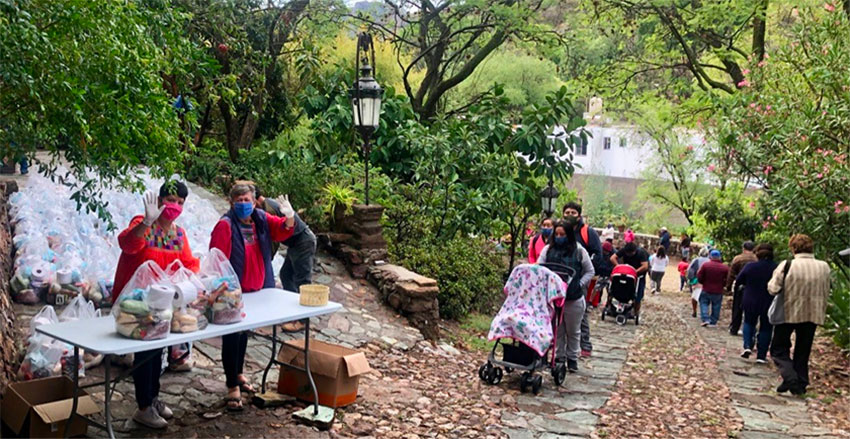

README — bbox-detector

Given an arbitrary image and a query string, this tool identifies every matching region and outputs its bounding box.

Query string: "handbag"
[768,259,793,325]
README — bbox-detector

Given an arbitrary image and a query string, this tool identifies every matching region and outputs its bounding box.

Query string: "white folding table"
[35,288,342,439]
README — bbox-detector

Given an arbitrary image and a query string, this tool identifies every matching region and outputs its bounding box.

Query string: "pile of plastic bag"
[17,296,100,381]
[9,168,223,306]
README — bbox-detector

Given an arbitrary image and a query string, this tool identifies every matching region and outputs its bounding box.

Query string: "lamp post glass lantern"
[540,183,560,217]
[349,32,384,205]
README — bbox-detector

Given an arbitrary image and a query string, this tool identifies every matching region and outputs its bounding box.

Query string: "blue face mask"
[541,228,553,237]
[554,236,568,246]
[234,202,254,220]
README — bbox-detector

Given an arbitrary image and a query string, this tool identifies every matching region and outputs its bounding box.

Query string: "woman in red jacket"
[112,180,200,429]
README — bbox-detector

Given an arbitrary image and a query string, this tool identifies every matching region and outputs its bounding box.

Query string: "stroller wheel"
[552,363,567,386]
[490,367,503,385]
[532,375,543,395]
[478,363,491,382]
[616,314,627,326]
[505,367,514,374]
[520,372,532,393]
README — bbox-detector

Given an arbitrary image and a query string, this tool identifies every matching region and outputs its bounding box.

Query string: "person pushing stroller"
[537,217,595,373]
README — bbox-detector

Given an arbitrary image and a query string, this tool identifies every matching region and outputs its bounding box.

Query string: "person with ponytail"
[537,218,595,373]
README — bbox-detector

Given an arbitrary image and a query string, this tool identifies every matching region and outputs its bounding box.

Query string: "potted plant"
[322,183,357,232]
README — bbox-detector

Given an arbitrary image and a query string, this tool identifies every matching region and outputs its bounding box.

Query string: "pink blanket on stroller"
[488,264,567,356]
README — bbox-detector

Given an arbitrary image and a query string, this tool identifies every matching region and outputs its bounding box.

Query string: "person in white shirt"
[648,246,669,294]
[601,223,616,243]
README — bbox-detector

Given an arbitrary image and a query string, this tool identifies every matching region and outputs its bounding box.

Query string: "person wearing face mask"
[209,183,295,411]
[562,201,602,358]
[537,218,595,373]
[528,217,554,264]
[112,180,200,429]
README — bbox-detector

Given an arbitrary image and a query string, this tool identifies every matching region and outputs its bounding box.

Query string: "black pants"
[729,285,744,334]
[280,229,317,292]
[770,322,817,389]
[222,331,248,388]
[132,349,162,409]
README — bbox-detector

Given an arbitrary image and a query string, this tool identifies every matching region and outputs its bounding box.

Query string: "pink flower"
[749,201,756,208]
[822,110,827,116]
[762,221,771,229]
[824,2,836,12]
[817,173,823,178]
[791,7,799,17]
[687,145,694,151]
[766,105,772,110]
[758,60,767,67]
[749,102,757,108]
[708,164,716,172]
[835,200,844,207]
[845,206,850,213]
[763,165,773,175]
[737,79,751,88]
[742,69,751,75]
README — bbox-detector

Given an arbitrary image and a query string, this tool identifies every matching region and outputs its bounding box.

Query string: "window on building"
[577,137,588,156]
[619,137,627,148]
[604,137,611,150]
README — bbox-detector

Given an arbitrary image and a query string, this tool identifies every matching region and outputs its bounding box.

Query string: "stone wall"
[366,264,440,340]
[318,204,388,279]
[0,181,19,394]
[595,228,701,257]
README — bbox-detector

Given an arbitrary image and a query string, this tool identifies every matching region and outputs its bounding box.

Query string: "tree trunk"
[752,0,768,61]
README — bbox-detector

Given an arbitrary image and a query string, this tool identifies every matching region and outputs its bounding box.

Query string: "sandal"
[237,376,255,393]
[224,397,243,412]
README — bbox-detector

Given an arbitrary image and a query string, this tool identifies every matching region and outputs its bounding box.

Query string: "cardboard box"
[2,376,100,438]
[277,339,370,408]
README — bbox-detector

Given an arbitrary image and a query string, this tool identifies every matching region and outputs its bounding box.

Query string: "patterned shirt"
[768,254,831,325]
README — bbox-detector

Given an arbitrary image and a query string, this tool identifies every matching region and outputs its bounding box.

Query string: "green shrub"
[392,237,504,320]
[826,270,850,350]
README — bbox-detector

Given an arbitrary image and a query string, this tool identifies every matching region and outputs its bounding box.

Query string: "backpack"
[579,224,590,247]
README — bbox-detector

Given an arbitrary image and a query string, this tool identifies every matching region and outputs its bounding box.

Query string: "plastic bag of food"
[166,260,208,333]
[58,295,103,376]
[112,261,173,340]
[29,305,59,335]
[200,249,244,324]
[17,336,66,380]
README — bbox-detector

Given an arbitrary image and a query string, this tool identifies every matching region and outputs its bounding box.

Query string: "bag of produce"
[111,261,174,340]
[199,249,244,324]
[166,260,208,333]
[17,305,65,380]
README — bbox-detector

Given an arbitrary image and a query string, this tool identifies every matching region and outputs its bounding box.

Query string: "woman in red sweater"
[209,183,294,411]
[112,181,199,429]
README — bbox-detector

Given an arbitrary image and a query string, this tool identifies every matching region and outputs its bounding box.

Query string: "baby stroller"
[601,264,639,325]
[479,263,574,395]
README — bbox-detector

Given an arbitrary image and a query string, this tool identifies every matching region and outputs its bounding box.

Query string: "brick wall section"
[0,180,19,394]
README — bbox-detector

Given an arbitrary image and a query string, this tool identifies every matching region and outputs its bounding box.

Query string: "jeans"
[770,322,817,390]
[682,247,690,260]
[742,310,772,358]
[679,275,687,291]
[132,349,163,409]
[280,229,317,292]
[556,297,586,362]
[222,331,248,388]
[699,292,723,324]
[729,285,745,334]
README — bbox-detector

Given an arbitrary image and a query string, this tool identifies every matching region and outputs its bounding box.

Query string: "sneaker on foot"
[701,321,709,327]
[741,349,752,359]
[708,324,718,328]
[737,329,743,336]
[756,358,767,364]
[152,398,173,419]
[580,349,592,358]
[567,359,578,373]
[776,381,795,393]
[133,407,167,429]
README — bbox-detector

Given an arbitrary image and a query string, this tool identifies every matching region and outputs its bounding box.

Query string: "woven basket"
[299,284,329,306]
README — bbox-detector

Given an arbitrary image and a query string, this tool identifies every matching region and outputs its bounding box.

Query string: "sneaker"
[580,349,592,358]
[738,329,743,336]
[133,407,167,429]
[741,349,752,359]
[701,321,709,327]
[708,324,718,328]
[567,359,578,373]
[776,381,795,393]
[152,398,173,420]
[756,358,767,364]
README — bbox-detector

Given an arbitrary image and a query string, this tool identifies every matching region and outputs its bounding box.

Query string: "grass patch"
[443,312,496,352]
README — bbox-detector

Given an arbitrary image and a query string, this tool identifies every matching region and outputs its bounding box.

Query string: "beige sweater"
[767,254,831,325]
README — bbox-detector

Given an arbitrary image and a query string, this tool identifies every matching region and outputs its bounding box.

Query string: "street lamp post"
[540,179,560,218]
[349,33,384,206]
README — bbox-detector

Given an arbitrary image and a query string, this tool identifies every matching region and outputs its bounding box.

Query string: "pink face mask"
[160,202,183,221]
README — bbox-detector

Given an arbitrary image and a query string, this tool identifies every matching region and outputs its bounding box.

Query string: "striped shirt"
[767,253,831,325]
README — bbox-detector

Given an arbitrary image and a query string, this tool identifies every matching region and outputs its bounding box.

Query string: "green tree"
[355,0,564,121]
[0,0,194,222]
